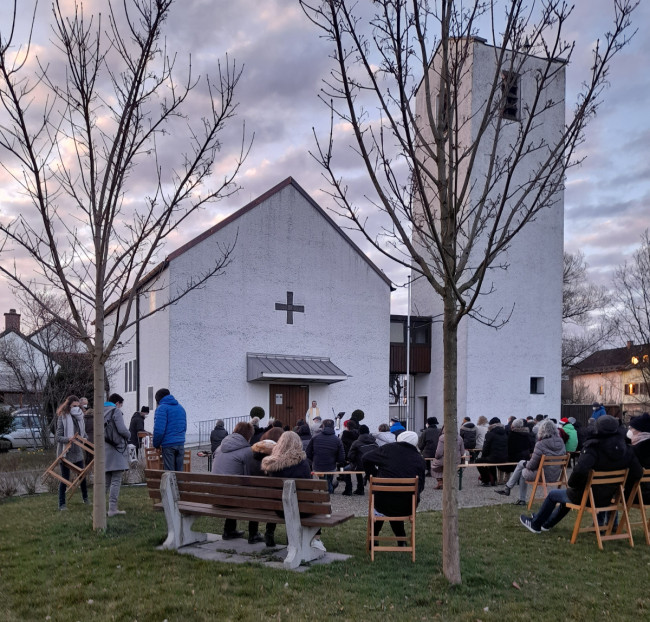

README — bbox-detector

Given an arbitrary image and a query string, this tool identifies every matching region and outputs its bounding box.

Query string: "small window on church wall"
[124,359,137,393]
[530,377,544,394]
[390,322,405,343]
[501,71,519,121]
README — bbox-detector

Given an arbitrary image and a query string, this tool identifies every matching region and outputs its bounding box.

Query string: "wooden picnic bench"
[144,469,354,569]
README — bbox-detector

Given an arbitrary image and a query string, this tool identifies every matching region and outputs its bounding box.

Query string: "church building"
[108,178,391,441]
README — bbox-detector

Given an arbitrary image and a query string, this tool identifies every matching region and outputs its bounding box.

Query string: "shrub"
[16,470,41,495]
[249,406,265,419]
[350,409,365,422]
[0,472,19,497]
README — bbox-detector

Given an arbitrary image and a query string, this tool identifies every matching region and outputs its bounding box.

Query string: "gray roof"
[247,353,348,384]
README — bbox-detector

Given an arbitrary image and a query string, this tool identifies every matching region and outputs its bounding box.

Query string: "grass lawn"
[1,485,649,621]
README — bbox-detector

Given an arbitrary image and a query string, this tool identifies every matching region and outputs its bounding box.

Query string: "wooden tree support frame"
[43,434,95,500]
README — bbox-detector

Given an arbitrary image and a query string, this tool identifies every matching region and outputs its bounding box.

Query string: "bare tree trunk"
[442,291,461,584]
[92,322,106,531]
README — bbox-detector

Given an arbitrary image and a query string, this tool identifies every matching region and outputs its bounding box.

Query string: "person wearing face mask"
[55,395,89,510]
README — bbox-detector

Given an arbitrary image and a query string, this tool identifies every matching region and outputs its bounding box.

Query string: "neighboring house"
[569,342,650,416]
[0,309,89,408]
[0,310,55,407]
[409,38,564,425]
[106,178,392,442]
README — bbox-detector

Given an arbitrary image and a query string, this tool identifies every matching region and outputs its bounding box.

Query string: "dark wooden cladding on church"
[390,344,431,374]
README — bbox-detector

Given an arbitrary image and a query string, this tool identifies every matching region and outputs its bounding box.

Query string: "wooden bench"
[145,469,354,569]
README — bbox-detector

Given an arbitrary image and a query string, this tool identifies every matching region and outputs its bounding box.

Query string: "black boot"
[354,487,364,496]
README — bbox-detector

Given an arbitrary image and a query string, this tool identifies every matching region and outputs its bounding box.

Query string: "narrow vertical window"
[501,71,519,121]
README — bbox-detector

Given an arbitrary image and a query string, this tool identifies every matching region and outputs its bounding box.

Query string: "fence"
[196,415,250,448]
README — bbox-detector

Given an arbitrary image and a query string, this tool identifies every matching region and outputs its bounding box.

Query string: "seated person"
[362,431,426,544]
[496,419,565,505]
[430,426,464,490]
[519,416,642,533]
[477,418,508,486]
[629,413,650,501]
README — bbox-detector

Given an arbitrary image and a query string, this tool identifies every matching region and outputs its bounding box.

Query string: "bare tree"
[614,230,650,395]
[0,0,249,529]
[562,251,615,372]
[299,0,637,583]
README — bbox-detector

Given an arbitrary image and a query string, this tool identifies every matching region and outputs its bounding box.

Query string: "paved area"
[172,533,350,572]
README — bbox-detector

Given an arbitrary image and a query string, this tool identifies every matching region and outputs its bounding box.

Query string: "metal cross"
[275,291,304,325]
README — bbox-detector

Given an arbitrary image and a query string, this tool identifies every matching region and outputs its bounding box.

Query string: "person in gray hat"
[519,415,642,534]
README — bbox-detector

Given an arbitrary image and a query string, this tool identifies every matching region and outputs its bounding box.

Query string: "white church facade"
[407,38,564,426]
[108,178,391,442]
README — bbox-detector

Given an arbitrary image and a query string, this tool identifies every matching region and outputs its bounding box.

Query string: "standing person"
[210,420,228,455]
[306,400,320,425]
[306,419,345,493]
[55,395,89,510]
[309,415,323,436]
[362,431,426,544]
[389,417,406,438]
[153,388,187,472]
[129,406,149,447]
[211,421,263,543]
[80,396,94,466]
[418,417,441,476]
[345,424,378,496]
[104,393,130,517]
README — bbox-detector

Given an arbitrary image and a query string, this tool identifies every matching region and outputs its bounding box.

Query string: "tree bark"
[92,319,106,531]
[441,290,461,584]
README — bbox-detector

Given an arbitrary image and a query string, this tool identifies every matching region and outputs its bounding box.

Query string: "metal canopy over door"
[269,384,308,429]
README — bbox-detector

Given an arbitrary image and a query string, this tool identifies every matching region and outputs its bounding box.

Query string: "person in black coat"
[504,419,534,473]
[306,419,345,493]
[346,425,379,495]
[129,406,149,447]
[362,431,426,543]
[418,417,441,475]
[477,418,508,485]
[628,413,650,502]
[210,419,228,454]
[520,415,643,533]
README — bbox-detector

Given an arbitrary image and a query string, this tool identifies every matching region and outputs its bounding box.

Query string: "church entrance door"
[269,384,308,429]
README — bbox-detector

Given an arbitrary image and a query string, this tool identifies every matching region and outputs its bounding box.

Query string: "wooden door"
[269,384,308,429]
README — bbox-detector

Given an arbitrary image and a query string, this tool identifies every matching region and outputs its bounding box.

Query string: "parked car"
[0,409,54,449]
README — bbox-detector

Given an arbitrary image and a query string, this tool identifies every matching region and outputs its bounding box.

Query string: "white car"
[0,409,54,449]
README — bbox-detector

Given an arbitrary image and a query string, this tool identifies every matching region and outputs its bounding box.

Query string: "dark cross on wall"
[275,291,304,325]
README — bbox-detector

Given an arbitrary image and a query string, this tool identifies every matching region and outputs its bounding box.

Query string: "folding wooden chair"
[527,454,570,510]
[623,467,650,546]
[43,434,95,500]
[145,446,191,472]
[565,469,634,550]
[366,476,417,562]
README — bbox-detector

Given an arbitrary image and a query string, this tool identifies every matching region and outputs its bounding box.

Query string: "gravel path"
[189,451,520,517]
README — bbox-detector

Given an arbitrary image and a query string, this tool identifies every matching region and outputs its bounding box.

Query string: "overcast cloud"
[0,0,648,321]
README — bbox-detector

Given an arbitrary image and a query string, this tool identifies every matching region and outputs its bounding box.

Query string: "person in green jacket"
[559,418,578,452]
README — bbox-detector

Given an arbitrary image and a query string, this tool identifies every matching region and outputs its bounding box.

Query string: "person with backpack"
[104,393,130,517]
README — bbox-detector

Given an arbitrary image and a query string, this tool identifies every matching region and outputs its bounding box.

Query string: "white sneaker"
[107,509,126,517]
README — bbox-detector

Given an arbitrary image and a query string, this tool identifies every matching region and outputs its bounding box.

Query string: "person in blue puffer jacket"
[153,388,187,471]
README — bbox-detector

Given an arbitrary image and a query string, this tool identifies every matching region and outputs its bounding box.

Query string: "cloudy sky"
[0,0,648,324]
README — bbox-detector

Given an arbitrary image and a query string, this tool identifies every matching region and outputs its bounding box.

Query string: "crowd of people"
[53,392,649,545]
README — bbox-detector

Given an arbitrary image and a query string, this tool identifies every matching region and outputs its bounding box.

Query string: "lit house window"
[624,383,639,396]
[530,377,544,395]
[501,71,519,121]
[631,356,639,365]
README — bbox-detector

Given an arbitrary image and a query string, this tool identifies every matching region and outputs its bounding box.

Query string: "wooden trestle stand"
[43,434,95,500]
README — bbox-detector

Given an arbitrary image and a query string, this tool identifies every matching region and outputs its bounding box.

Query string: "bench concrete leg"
[160,471,208,550]
[282,479,326,569]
